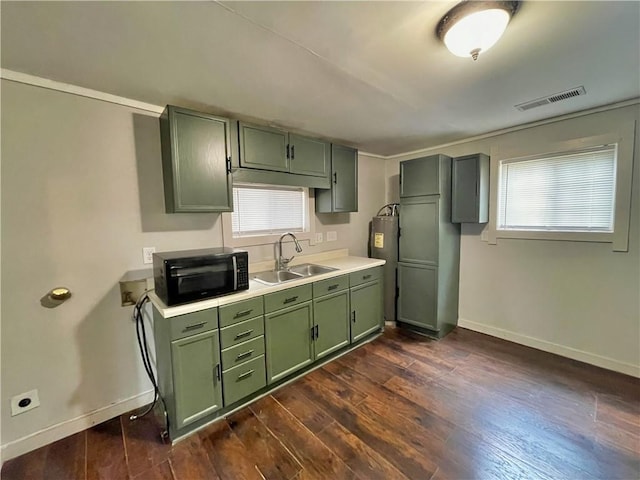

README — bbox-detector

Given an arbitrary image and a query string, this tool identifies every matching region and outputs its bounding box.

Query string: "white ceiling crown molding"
[2,69,637,162]
[0,69,164,114]
[384,97,640,161]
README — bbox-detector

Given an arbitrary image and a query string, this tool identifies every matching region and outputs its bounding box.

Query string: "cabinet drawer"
[219,297,264,328]
[222,355,267,406]
[221,335,265,371]
[349,267,382,287]
[220,316,264,349]
[313,275,349,297]
[264,284,312,313]
[170,308,218,341]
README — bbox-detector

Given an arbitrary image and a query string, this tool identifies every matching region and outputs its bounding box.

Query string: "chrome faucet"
[277,232,303,270]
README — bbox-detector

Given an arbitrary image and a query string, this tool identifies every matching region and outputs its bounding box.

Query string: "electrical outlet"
[327,231,337,242]
[11,389,40,416]
[315,232,323,243]
[142,247,156,264]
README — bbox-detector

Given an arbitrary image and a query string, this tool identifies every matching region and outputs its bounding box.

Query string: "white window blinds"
[497,145,617,232]
[231,185,306,237]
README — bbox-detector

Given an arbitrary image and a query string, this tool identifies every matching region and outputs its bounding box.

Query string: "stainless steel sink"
[253,263,338,285]
[253,270,304,285]
[289,263,338,276]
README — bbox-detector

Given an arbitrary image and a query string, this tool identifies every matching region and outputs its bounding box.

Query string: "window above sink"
[222,183,316,248]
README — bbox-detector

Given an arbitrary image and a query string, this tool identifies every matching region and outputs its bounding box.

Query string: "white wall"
[386,104,640,376]
[0,80,385,456]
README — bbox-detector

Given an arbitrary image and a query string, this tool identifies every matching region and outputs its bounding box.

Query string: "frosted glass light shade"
[443,8,510,58]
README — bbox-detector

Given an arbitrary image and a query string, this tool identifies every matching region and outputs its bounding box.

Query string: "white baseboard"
[457,318,640,378]
[1,389,154,465]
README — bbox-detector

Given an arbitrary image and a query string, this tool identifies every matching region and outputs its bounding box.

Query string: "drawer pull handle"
[352,311,356,323]
[215,364,221,381]
[234,309,253,319]
[234,329,253,339]
[236,349,254,360]
[237,369,255,381]
[283,296,299,304]
[363,274,372,280]
[183,322,206,332]
[327,284,339,291]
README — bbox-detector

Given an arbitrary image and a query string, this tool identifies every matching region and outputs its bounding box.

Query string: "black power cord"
[130,292,170,439]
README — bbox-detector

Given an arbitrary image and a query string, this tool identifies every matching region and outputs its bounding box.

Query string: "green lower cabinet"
[265,301,314,383]
[313,289,350,360]
[222,355,267,406]
[350,280,383,343]
[171,329,223,429]
[220,335,265,371]
[397,262,438,331]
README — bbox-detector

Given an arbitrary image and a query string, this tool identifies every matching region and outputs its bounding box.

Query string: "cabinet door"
[239,123,289,172]
[399,198,439,265]
[452,153,489,223]
[452,155,478,222]
[400,155,440,197]
[350,280,382,343]
[332,144,358,212]
[171,329,223,429]
[289,134,329,177]
[265,302,314,383]
[313,290,350,360]
[397,263,438,331]
[161,106,233,213]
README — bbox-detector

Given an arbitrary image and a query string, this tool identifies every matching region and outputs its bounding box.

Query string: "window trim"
[221,184,316,248]
[487,126,635,252]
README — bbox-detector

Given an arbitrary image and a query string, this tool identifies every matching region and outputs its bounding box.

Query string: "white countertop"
[149,255,386,318]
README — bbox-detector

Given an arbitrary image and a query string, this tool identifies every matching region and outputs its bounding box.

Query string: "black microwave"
[153,248,249,306]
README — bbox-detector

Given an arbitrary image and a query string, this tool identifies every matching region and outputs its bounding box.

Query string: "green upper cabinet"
[289,134,330,177]
[451,153,490,223]
[171,329,223,429]
[316,144,358,213]
[400,154,450,198]
[160,105,233,213]
[237,123,330,189]
[238,123,289,172]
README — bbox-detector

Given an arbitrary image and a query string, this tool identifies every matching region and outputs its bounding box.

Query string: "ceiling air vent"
[515,86,586,112]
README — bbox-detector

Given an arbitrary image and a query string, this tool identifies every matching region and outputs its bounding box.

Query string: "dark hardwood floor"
[3,327,639,480]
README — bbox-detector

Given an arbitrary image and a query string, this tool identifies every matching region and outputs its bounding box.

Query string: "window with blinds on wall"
[497,144,617,233]
[231,184,307,237]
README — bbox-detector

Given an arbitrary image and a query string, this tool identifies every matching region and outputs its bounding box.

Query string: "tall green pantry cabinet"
[397,155,460,338]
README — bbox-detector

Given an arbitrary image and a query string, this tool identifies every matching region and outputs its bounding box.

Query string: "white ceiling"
[2,1,639,156]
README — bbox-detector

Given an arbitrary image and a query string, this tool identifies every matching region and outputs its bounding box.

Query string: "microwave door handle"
[232,256,238,290]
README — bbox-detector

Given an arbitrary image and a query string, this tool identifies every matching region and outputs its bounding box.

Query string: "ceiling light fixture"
[437,1,521,61]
